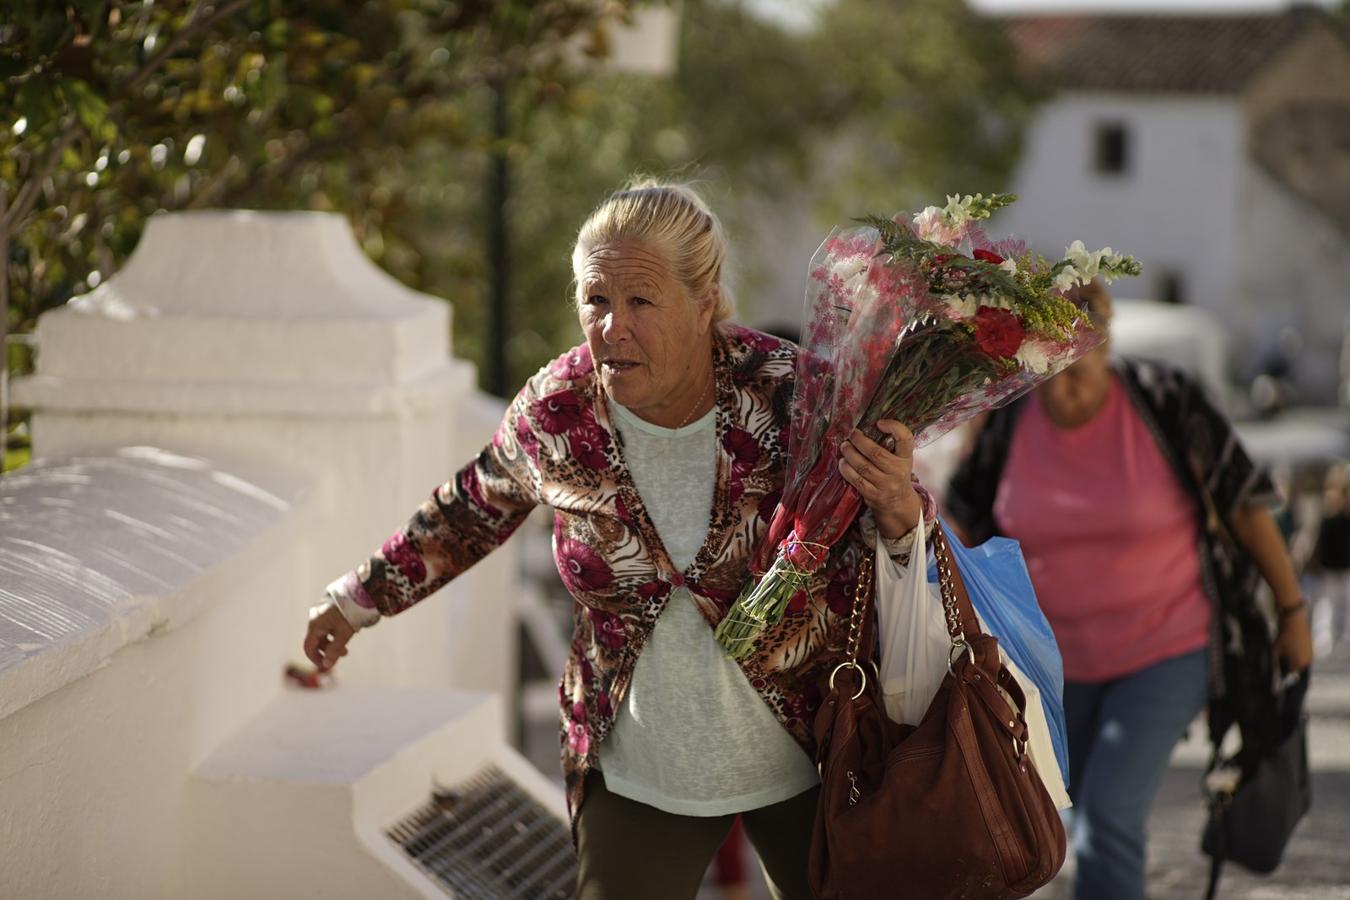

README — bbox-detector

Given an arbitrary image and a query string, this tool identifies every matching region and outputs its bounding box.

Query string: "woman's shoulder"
[720,324,798,385]
[1115,355,1204,396]
[527,344,597,398]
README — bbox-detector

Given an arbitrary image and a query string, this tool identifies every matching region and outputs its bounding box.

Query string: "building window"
[1158,270,1185,305]
[1093,121,1130,175]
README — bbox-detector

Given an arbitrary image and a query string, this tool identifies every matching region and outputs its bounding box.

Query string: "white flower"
[999,258,1019,275]
[943,292,978,319]
[1052,265,1084,293]
[1015,341,1054,374]
[945,195,972,224]
[913,207,946,241]
[1063,240,1098,277]
[831,255,870,282]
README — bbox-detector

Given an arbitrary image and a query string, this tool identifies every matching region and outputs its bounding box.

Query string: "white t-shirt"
[597,400,819,816]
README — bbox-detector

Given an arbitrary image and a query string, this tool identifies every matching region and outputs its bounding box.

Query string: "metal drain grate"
[388,765,577,899]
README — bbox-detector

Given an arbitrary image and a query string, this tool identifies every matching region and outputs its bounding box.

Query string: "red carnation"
[973,306,1025,359]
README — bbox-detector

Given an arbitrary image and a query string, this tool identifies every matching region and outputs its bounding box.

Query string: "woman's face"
[1037,341,1112,427]
[578,240,715,426]
[1036,291,1114,428]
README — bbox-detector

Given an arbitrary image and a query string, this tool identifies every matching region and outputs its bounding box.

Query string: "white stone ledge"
[188,687,568,900]
[13,360,476,419]
[0,447,311,720]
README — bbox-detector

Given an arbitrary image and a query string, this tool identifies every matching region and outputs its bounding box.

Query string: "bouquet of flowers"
[715,193,1141,659]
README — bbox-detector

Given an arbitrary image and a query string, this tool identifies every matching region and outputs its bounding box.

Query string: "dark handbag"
[809,525,1067,900]
[1201,670,1311,899]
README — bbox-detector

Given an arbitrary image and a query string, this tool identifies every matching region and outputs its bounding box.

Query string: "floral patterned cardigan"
[328,325,925,829]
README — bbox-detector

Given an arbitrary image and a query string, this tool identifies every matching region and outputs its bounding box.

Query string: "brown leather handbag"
[809,525,1066,899]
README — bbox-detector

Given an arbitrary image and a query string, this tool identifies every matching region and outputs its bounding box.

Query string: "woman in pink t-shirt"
[947,281,1312,900]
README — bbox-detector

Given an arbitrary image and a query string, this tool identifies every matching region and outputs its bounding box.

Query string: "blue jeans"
[1063,648,1208,900]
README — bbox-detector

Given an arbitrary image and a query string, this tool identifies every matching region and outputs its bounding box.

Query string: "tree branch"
[2,0,253,236]
[0,120,81,233]
[125,0,253,94]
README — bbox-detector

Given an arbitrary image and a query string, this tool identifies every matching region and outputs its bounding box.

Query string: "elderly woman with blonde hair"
[305,180,931,898]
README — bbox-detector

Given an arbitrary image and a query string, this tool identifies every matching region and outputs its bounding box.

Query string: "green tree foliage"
[1,0,1035,434]
[0,0,628,467]
[0,0,621,328]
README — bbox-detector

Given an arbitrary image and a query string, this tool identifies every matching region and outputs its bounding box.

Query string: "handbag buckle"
[947,639,973,674]
[829,661,868,701]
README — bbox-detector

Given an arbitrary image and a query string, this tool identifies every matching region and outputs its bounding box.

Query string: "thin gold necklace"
[617,369,716,465]
[671,368,715,432]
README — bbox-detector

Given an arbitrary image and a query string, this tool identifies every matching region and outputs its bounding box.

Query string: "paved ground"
[522,653,1350,899]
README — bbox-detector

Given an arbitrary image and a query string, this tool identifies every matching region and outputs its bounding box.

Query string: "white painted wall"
[2,212,540,899]
[996,93,1244,329]
[998,90,1350,403]
[1234,160,1350,402]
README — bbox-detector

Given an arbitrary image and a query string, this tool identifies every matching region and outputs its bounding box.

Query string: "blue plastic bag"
[927,518,1070,786]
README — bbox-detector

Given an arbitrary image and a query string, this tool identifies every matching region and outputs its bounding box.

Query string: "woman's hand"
[839,419,922,540]
[1274,606,1314,673]
[305,604,355,673]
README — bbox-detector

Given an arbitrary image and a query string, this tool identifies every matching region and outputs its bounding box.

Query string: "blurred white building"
[993,9,1350,404]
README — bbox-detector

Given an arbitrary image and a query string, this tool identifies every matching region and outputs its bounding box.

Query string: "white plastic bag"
[875,517,950,727]
[874,523,1071,808]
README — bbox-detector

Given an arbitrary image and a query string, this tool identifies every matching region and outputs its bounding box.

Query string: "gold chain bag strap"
[809,525,1067,900]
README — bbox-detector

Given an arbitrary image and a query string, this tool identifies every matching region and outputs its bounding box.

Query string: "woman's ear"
[697,286,719,334]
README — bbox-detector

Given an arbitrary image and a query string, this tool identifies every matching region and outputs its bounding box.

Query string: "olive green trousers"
[575,772,819,900]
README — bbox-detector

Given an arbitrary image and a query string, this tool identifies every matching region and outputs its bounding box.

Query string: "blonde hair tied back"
[571,177,735,328]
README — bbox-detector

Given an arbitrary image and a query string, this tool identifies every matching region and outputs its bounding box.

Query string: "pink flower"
[589,607,627,649]
[381,531,426,585]
[568,721,590,757]
[569,423,612,469]
[723,428,760,479]
[550,346,593,380]
[974,306,1026,360]
[532,389,583,435]
[913,207,963,245]
[557,539,615,593]
[991,237,1028,260]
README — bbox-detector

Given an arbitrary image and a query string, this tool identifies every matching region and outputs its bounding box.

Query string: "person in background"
[303,180,930,899]
[945,278,1313,900]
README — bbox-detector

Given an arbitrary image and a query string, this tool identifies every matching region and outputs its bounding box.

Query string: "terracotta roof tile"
[1003,12,1320,93]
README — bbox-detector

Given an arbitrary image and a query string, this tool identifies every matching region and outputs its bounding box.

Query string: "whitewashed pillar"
[13,210,518,704]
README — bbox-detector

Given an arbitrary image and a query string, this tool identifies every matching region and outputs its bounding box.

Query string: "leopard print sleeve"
[328,381,544,619]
